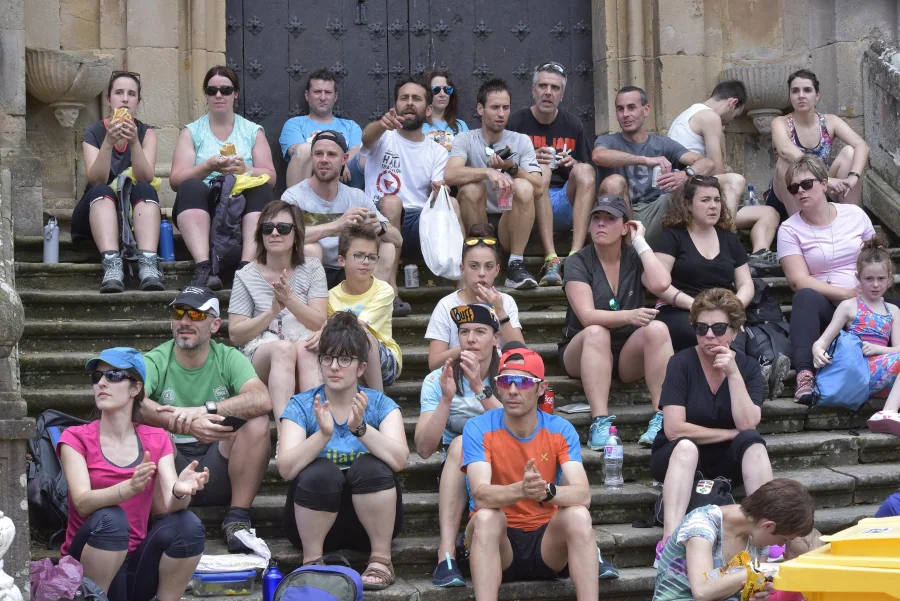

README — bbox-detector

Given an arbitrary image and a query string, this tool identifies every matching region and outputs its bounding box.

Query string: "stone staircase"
[17,226,900,601]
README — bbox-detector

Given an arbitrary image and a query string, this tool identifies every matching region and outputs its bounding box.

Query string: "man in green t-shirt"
[139,286,272,553]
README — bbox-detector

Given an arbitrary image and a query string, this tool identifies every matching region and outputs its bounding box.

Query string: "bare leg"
[539,507,599,601]
[714,173,746,220]
[252,340,297,436]
[562,325,613,417]
[773,159,798,216]
[218,414,270,508]
[304,242,324,262]
[735,205,780,253]
[457,182,488,235]
[662,439,700,539]
[352,487,397,586]
[241,211,261,262]
[376,194,403,293]
[89,198,120,253]
[286,143,312,188]
[176,208,211,262]
[156,553,202,601]
[465,508,514,601]
[295,340,323,393]
[568,163,596,254]
[133,200,161,251]
[360,329,384,392]
[294,504,338,564]
[740,443,773,495]
[617,322,673,411]
[535,166,556,256]
[599,174,630,211]
[830,145,861,205]
[883,384,900,412]
[79,545,127,593]
[498,179,536,256]
[437,437,468,560]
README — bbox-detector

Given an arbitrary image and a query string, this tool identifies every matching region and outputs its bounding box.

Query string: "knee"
[241,413,271,440]
[513,178,534,203]
[761,205,780,226]
[457,182,486,204]
[600,174,627,195]
[557,505,593,537]
[304,242,324,260]
[271,340,297,364]
[87,184,117,206]
[725,173,746,192]
[838,144,855,163]
[346,454,396,492]
[295,458,344,498]
[645,320,672,345]
[380,194,402,219]
[671,438,699,465]
[162,510,206,556]
[89,505,130,536]
[583,325,612,349]
[571,163,596,186]
[291,143,312,162]
[131,183,160,205]
[470,508,506,535]
[792,287,822,306]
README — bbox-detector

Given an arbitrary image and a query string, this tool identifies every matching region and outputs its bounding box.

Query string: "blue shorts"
[550,182,573,230]
[345,153,366,191]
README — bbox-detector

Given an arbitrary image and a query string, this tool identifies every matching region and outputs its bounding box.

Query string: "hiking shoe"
[539,257,563,287]
[432,552,465,588]
[639,411,663,447]
[137,250,165,291]
[588,415,616,451]
[748,249,781,275]
[100,251,125,293]
[867,410,900,437]
[393,296,412,317]
[794,369,815,406]
[767,353,791,400]
[191,260,222,290]
[223,520,253,554]
[597,547,619,580]
[505,259,537,290]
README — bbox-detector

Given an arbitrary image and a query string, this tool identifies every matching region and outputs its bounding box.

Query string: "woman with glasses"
[426,223,525,370]
[58,347,209,601]
[170,65,277,289]
[777,155,875,404]
[228,200,327,432]
[649,288,772,557]
[422,69,468,153]
[74,70,163,293]
[278,312,408,590]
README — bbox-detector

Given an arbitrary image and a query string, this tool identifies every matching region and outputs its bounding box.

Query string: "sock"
[101,250,118,259]
[751,249,767,256]
[544,252,558,262]
[508,254,524,265]
[223,506,251,525]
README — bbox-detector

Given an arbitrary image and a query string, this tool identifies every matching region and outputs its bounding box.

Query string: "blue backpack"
[813,331,870,411]
[273,555,362,601]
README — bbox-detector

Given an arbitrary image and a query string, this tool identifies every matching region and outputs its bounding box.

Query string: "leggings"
[789,288,836,373]
[656,306,696,353]
[71,182,160,241]
[67,506,206,601]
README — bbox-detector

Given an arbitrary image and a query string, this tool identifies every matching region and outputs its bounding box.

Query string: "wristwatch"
[684,167,696,177]
[540,482,557,505]
[205,400,218,415]
[505,164,519,176]
[474,386,493,403]
[378,221,387,236]
[351,422,368,438]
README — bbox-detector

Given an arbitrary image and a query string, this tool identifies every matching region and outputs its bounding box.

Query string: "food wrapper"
[220,142,237,156]
[231,173,270,196]
[112,107,133,123]
[740,561,768,601]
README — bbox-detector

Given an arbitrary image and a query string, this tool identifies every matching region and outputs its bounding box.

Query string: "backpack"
[208,174,246,283]
[273,555,363,601]
[632,473,734,528]
[733,279,791,367]
[27,410,89,548]
[813,330,870,411]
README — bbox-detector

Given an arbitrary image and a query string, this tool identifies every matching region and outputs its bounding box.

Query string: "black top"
[659,348,764,432]
[507,107,591,188]
[653,227,748,297]
[82,118,150,187]
[561,244,644,350]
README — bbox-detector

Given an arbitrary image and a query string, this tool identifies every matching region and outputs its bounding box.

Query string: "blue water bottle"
[262,563,284,601]
[159,217,175,262]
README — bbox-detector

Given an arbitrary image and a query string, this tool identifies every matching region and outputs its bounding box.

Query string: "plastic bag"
[419,185,463,280]
[31,556,83,601]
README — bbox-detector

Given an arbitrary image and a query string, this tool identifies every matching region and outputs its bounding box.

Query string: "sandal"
[302,556,325,567]
[361,555,395,591]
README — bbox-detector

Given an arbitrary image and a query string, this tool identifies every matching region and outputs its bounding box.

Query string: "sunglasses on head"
[693,322,730,336]
[494,374,542,390]
[261,221,294,235]
[688,174,720,186]
[111,70,141,80]
[172,307,209,321]
[464,237,498,247]
[537,61,567,76]
[432,85,454,96]
[205,85,235,97]
[787,178,817,195]
[91,369,134,384]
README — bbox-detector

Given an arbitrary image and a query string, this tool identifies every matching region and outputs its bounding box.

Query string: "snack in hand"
[219,142,237,156]
[111,107,133,123]
[740,562,768,601]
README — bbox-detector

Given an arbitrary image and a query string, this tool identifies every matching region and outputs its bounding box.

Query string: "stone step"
[16,260,197,291]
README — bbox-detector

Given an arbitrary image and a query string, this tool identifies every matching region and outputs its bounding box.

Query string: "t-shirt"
[654,227,748,297]
[450,129,541,213]
[282,179,387,268]
[420,367,491,445]
[561,244,644,350]
[143,340,258,442]
[328,277,402,373]
[653,505,762,601]
[185,114,262,186]
[461,408,581,531]
[506,107,591,189]
[425,291,521,348]
[422,119,470,153]
[362,130,448,210]
[776,203,875,290]
[82,118,151,187]
[278,115,363,160]
[58,422,173,554]
[593,133,689,204]
[281,384,400,468]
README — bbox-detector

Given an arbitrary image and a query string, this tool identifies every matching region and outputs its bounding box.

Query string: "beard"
[314,165,341,183]
[401,111,426,131]
[173,327,206,350]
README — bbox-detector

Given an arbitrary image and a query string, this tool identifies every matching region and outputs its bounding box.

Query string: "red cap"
[498,347,545,379]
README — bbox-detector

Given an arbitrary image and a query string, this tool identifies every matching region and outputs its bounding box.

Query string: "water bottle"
[603,426,624,489]
[262,562,284,601]
[43,216,59,263]
[745,185,760,206]
[159,217,175,262]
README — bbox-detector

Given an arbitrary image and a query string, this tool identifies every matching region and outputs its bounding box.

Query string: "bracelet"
[172,483,187,500]
[498,316,511,325]
[848,171,861,180]
[632,236,651,255]
[672,291,682,307]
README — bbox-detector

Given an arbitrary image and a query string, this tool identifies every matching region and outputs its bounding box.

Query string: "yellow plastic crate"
[819,516,900,559]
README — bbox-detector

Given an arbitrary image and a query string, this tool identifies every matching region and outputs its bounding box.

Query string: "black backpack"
[633,473,735,528]
[27,410,89,548]
[208,174,246,283]
[733,279,791,366]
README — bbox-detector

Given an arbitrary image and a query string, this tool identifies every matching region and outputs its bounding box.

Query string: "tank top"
[848,297,892,346]
[667,103,712,156]
[786,112,832,164]
[185,113,262,186]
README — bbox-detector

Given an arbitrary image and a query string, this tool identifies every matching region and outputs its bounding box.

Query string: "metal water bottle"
[262,563,284,601]
[159,217,176,262]
[43,216,59,263]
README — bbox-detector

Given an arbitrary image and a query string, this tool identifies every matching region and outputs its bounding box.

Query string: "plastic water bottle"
[262,563,284,601]
[603,426,624,489]
[746,185,760,206]
[43,216,59,263]
[159,217,175,262]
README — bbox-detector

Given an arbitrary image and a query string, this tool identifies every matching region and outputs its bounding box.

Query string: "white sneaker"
[867,410,900,437]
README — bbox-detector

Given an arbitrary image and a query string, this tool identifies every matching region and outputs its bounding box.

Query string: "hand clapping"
[313,394,334,437]
[521,458,547,501]
[347,390,369,432]
[129,451,157,494]
[174,460,210,498]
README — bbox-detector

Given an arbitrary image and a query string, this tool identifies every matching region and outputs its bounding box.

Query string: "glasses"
[350,252,379,264]
[536,61,567,77]
[91,370,134,384]
[609,297,620,311]
[787,178,817,195]
[111,70,141,80]
[693,322,730,336]
[464,237,498,247]
[495,374,543,390]
[318,355,358,368]
[432,85,454,96]
[172,307,209,321]
[261,222,294,235]
[205,85,235,97]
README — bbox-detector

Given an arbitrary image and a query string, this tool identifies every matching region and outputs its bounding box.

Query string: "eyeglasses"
[173,307,209,321]
[787,178,817,195]
[261,222,294,235]
[349,252,379,264]
[693,322,730,336]
[464,237,498,247]
[90,370,134,384]
[432,85,454,96]
[609,297,620,311]
[536,61,567,77]
[111,70,141,80]
[205,85,235,97]
[318,354,358,368]
[494,374,543,390]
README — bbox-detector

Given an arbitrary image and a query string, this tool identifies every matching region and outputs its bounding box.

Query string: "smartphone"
[220,415,247,431]
[495,146,514,160]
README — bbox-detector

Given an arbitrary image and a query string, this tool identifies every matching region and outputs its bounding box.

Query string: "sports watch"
[541,482,557,504]
[205,400,218,414]
[351,422,368,438]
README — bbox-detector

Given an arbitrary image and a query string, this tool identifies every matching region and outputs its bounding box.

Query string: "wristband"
[498,316,511,325]
[172,483,187,500]
[672,291,682,307]
[632,236,651,255]
[848,171,860,180]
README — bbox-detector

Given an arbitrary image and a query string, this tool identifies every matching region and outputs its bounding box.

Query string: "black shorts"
[173,441,232,507]
[324,265,346,289]
[649,429,766,486]
[172,177,273,223]
[502,523,569,582]
[71,182,160,241]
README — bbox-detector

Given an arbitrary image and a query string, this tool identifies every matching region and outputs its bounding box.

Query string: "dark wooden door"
[225,0,595,192]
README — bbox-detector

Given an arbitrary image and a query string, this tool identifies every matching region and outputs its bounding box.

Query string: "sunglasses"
[111,70,141,80]
[464,237,498,247]
[688,174,720,186]
[787,178,817,195]
[693,322,730,336]
[495,374,543,390]
[609,297,620,311]
[318,354,358,368]
[90,369,134,384]
[173,307,209,321]
[432,85,454,96]
[350,251,379,264]
[537,61,567,76]
[205,85,235,97]
[261,222,294,235]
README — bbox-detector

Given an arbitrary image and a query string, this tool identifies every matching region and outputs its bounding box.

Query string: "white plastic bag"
[419,185,463,280]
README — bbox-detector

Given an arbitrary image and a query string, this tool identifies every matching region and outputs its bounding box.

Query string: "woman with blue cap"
[57,347,209,601]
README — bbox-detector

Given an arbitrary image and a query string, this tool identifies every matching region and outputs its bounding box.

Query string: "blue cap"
[85,347,147,382]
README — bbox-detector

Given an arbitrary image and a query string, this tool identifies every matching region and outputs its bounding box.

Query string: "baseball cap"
[169,286,220,317]
[498,347,545,380]
[590,194,629,219]
[311,130,349,153]
[450,304,500,332]
[85,347,147,382]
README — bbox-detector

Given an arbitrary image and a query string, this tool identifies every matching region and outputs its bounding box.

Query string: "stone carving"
[412,61,427,79]
[0,511,23,601]
[389,62,407,80]
[25,48,112,129]
[723,64,801,133]
[226,57,242,73]
[245,102,269,121]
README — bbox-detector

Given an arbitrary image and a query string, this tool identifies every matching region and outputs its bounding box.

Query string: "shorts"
[173,441,232,506]
[345,153,366,191]
[549,183,573,231]
[172,177,273,223]
[399,208,422,259]
[631,193,674,247]
[377,339,399,387]
[501,523,569,582]
[764,182,789,223]
[324,265,346,289]
[649,429,766,487]
[71,182,160,241]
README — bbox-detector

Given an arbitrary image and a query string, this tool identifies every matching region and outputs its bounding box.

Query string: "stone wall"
[862,41,900,235]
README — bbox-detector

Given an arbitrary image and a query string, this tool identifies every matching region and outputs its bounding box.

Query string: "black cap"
[591,194,629,219]
[500,340,528,353]
[450,304,500,332]
[310,130,349,153]
[169,286,220,317]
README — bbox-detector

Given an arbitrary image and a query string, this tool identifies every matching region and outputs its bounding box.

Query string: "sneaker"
[794,369,815,405]
[432,552,465,588]
[539,257,563,287]
[222,520,253,554]
[137,250,165,291]
[597,547,619,580]
[100,251,125,293]
[639,411,663,447]
[760,362,772,401]
[191,260,222,290]
[393,296,412,317]
[767,353,791,400]
[747,249,781,275]
[505,259,537,290]
[867,410,900,437]
[588,415,616,451]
